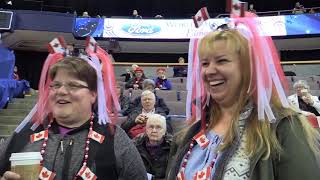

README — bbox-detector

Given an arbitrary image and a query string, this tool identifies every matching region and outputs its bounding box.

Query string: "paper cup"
[10,152,42,180]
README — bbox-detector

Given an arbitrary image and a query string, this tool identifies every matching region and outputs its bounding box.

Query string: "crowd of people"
[1,7,320,180]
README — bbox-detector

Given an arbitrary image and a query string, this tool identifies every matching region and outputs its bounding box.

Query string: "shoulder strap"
[86,123,118,179]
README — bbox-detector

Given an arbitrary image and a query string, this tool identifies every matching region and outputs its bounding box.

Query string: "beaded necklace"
[177,131,221,180]
[38,114,95,180]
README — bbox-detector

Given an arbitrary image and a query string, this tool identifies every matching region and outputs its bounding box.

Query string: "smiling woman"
[166,27,320,180]
[0,56,147,179]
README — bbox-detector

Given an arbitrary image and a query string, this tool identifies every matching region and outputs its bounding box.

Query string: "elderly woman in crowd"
[153,68,172,90]
[134,114,172,180]
[0,57,147,180]
[121,90,171,138]
[288,80,320,116]
[166,29,320,179]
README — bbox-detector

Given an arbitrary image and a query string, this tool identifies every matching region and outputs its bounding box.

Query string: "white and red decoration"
[193,131,209,149]
[194,166,211,180]
[192,7,210,28]
[77,165,97,180]
[30,130,48,143]
[88,130,105,144]
[39,166,56,180]
[226,0,247,17]
[48,37,67,54]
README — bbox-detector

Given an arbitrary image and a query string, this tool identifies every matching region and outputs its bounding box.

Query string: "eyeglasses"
[49,81,89,91]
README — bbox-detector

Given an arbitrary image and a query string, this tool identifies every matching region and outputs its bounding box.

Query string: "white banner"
[102,16,286,39]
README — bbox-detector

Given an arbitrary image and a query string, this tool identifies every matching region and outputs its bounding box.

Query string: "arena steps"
[0,94,37,138]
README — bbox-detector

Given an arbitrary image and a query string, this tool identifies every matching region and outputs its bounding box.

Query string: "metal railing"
[215,6,320,18]
[112,60,320,67]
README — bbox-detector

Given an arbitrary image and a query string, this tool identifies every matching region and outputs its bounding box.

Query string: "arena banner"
[73,13,320,39]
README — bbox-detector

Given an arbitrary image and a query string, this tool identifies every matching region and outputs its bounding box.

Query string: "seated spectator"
[132,9,142,19]
[288,80,320,116]
[115,82,130,116]
[134,114,172,180]
[155,14,164,19]
[121,68,133,82]
[125,67,146,89]
[154,67,172,90]
[173,57,187,77]
[248,4,256,13]
[121,90,171,138]
[81,11,91,17]
[125,79,170,116]
[12,66,19,80]
[309,8,316,14]
[292,2,306,14]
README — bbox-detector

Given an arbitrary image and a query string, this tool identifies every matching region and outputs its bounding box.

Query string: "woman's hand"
[1,171,21,180]
[135,114,147,124]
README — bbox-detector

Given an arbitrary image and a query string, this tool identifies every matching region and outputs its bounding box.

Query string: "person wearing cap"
[125,67,146,90]
[134,114,172,180]
[154,68,172,90]
[288,80,320,116]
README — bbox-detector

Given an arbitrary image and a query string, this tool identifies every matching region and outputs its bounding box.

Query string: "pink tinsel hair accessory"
[85,37,120,124]
[186,11,290,130]
[15,37,66,132]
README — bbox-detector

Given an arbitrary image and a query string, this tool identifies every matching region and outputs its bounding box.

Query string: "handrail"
[112,60,320,66]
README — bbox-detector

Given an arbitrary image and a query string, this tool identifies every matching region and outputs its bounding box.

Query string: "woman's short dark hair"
[49,56,97,92]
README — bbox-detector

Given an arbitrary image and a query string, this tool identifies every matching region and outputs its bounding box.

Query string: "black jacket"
[134,134,172,180]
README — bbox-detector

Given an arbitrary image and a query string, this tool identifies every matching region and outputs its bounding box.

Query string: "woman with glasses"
[134,114,172,180]
[166,22,320,179]
[0,57,147,180]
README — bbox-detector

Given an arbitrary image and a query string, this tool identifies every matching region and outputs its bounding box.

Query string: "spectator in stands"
[12,66,19,80]
[166,29,320,179]
[292,2,306,14]
[0,57,147,179]
[288,80,320,116]
[125,79,170,116]
[66,44,75,56]
[115,82,130,116]
[173,57,188,77]
[155,14,164,19]
[121,68,133,82]
[154,67,172,90]
[125,67,146,90]
[132,9,142,19]
[81,11,91,17]
[121,90,170,138]
[248,4,256,13]
[134,114,172,180]
[309,8,316,14]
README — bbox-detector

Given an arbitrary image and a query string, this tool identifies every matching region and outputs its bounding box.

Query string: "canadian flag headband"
[15,36,120,132]
[186,1,290,130]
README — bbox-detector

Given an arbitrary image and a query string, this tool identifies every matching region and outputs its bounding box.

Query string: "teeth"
[209,80,224,86]
[58,100,69,104]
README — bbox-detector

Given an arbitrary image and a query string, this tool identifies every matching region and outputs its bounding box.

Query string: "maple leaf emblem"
[42,171,49,178]
[36,133,43,139]
[85,172,91,178]
[198,171,205,178]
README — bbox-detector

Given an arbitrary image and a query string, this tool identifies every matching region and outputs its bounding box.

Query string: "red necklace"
[177,131,221,180]
[38,114,96,180]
